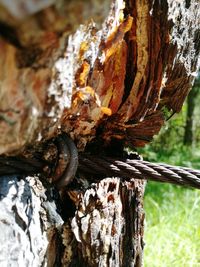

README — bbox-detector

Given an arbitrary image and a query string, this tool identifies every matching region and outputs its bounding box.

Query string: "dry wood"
[0,175,64,266]
[62,178,145,266]
[0,0,199,155]
[0,0,200,266]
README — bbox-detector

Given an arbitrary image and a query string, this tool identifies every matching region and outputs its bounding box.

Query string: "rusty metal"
[0,134,200,190]
[78,155,200,189]
[54,133,78,189]
[0,133,78,189]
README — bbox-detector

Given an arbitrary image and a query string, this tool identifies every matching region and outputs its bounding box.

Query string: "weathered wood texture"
[0,175,145,267]
[0,0,199,267]
[0,0,199,155]
[62,178,145,266]
[0,175,64,266]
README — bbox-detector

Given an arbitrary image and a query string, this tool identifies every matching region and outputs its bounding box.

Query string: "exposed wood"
[0,0,200,266]
[62,178,145,266]
[0,0,199,154]
[0,0,113,154]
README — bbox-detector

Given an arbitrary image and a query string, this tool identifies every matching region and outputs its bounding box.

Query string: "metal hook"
[54,133,78,189]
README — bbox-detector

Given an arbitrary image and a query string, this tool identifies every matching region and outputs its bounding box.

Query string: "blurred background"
[138,74,200,266]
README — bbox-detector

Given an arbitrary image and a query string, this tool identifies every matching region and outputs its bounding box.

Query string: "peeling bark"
[68,178,145,267]
[0,0,199,154]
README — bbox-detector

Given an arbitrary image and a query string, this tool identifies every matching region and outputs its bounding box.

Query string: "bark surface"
[0,0,199,266]
[184,77,200,146]
[0,175,64,266]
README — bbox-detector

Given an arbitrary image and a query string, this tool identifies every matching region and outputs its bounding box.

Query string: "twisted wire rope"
[78,155,200,189]
[0,134,200,189]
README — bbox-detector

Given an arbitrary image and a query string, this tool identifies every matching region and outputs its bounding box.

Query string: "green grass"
[143,147,200,266]
[144,183,200,267]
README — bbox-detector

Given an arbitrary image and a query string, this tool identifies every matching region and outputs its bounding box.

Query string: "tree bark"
[184,76,200,146]
[64,178,145,266]
[0,175,64,266]
[183,86,198,146]
[0,1,200,266]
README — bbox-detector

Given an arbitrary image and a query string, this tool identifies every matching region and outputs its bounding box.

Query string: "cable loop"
[0,135,200,190]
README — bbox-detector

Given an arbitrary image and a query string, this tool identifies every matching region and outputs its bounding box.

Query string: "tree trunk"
[184,76,200,146]
[0,175,64,266]
[0,0,200,266]
[183,86,198,146]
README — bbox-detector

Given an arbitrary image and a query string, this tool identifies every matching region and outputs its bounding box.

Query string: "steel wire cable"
[0,134,200,190]
[78,155,200,189]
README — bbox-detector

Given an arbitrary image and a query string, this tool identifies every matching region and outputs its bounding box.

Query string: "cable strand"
[0,135,200,190]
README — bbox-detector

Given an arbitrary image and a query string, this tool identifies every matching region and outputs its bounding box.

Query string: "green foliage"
[136,83,200,266]
[137,101,200,169]
[139,143,200,169]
